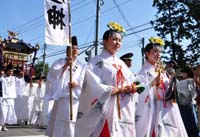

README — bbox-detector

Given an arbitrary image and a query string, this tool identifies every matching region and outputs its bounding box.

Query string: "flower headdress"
[148,37,165,46]
[107,22,126,35]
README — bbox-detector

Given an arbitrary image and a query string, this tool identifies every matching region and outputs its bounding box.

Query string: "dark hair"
[144,43,161,53]
[181,67,194,78]
[103,30,122,41]
[144,43,162,60]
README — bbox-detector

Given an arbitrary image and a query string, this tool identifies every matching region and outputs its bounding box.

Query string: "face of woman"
[103,32,122,55]
[145,47,161,65]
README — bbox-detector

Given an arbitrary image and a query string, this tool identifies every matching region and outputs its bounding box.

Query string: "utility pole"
[141,37,145,66]
[94,0,100,56]
[42,43,46,75]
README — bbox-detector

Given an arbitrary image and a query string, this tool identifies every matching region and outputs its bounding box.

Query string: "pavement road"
[0,125,47,137]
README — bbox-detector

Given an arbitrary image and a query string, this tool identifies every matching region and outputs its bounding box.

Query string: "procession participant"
[45,36,86,137]
[14,70,26,124]
[176,66,199,137]
[21,76,38,125]
[120,52,133,68]
[31,74,46,127]
[135,37,188,137]
[0,69,5,131]
[75,22,140,137]
[0,66,24,131]
[165,60,176,78]
[193,63,200,131]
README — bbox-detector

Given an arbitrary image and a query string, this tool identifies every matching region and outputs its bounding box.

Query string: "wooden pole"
[67,0,73,120]
[117,94,121,119]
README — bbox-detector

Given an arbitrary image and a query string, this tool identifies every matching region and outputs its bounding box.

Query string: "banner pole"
[67,0,73,121]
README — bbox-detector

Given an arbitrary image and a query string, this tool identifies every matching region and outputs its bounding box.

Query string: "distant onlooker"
[176,66,199,137]
[120,52,133,68]
[193,63,200,131]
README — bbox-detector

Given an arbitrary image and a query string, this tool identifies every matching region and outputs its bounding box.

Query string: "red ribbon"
[112,64,125,86]
[155,77,167,107]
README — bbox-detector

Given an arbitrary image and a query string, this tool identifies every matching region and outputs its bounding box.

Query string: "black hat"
[5,63,13,71]
[72,36,78,46]
[120,53,133,60]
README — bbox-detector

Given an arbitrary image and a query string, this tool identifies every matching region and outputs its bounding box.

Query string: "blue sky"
[0,0,157,73]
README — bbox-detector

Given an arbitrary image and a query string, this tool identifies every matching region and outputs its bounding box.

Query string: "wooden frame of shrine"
[0,35,39,81]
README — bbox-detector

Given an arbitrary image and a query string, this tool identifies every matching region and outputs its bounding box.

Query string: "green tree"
[34,61,49,78]
[152,0,200,67]
[184,0,200,65]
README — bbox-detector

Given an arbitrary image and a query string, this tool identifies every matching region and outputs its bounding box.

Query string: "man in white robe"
[31,76,47,127]
[45,36,86,137]
[14,71,26,123]
[0,67,24,131]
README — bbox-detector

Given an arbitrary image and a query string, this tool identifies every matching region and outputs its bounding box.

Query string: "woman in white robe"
[45,36,86,137]
[135,38,188,137]
[75,26,138,137]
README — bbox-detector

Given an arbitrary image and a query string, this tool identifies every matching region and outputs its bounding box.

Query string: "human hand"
[68,81,77,88]
[151,75,160,87]
[63,57,73,70]
[111,87,121,95]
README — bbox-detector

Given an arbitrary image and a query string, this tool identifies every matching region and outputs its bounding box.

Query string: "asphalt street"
[0,125,46,137]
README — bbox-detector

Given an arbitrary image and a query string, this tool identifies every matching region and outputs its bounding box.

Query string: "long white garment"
[14,78,26,122]
[31,82,47,126]
[15,77,25,97]
[75,49,137,137]
[15,83,37,123]
[135,61,188,137]
[45,58,86,137]
[0,76,23,124]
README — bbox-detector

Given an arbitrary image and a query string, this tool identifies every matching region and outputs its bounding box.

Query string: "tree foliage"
[34,61,49,78]
[152,0,200,67]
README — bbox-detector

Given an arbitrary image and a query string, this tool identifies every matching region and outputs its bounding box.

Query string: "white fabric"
[46,58,86,137]
[2,76,19,99]
[14,78,26,121]
[176,78,197,105]
[31,82,47,126]
[75,49,137,137]
[15,77,25,97]
[45,0,69,46]
[14,83,37,122]
[0,76,23,125]
[0,98,17,124]
[135,61,188,137]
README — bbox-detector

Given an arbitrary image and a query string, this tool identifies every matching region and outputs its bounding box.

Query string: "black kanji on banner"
[47,5,66,30]
[51,0,65,4]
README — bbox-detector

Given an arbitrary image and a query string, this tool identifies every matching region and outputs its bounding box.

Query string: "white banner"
[45,0,69,46]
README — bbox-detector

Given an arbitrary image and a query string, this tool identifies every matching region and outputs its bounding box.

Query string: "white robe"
[31,82,47,126]
[14,83,37,123]
[75,49,137,137]
[135,61,188,137]
[0,76,23,125]
[45,58,86,137]
[14,78,26,122]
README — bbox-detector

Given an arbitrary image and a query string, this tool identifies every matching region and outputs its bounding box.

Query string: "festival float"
[0,31,39,81]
